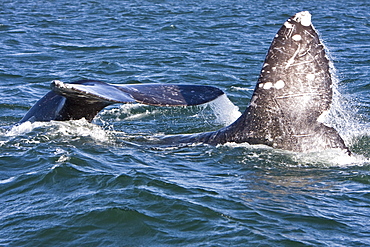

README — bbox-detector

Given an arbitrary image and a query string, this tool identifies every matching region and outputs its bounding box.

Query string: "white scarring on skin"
[263,82,273,89]
[260,80,285,90]
[293,11,312,26]
[292,34,302,41]
[274,80,285,89]
[285,44,301,69]
[284,21,293,29]
[52,80,62,86]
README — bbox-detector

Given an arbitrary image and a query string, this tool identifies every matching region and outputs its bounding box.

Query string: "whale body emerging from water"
[19,11,349,153]
[162,11,350,153]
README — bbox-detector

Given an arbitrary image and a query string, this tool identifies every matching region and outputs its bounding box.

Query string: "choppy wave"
[1,119,112,147]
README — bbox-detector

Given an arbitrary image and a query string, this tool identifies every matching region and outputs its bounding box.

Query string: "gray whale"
[19,11,350,154]
[162,11,350,154]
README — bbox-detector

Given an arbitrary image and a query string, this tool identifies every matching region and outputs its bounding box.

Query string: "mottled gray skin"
[165,12,349,153]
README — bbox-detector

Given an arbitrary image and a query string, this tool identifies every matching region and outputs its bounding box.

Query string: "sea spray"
[3,119,112,144]
[99,95,241,127]
[5,121,39,137]
[323,41,362,147]
[99,103,156,121]
[207,94,241,126]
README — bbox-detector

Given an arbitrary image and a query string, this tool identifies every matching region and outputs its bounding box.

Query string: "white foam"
[100,103,146,121]
[0,176,17,184]
[5,119,112,143]
[221,142,272,150]
[290,149,368,167]
[5,121,45,137]
[230,86,254,92]
[221,142,366,167]
[51,119,111,142]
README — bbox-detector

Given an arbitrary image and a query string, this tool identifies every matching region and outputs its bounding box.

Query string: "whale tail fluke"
[19,80,224,123]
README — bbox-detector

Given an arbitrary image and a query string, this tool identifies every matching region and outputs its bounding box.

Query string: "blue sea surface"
[1,0,370,246]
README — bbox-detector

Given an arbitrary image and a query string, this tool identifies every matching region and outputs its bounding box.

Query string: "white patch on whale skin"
[52,80,66,88]
[284,21,293,29]
[274,80,285,89]
[263,82,273,89]
[260,80,285,90]
[293,11,312,27]
[292,34,302,41]
[285,44,301,69]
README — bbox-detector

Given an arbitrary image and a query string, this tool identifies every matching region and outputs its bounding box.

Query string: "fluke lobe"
[19,80,224,123]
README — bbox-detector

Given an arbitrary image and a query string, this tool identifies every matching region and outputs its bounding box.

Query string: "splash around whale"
[17,11,350,154]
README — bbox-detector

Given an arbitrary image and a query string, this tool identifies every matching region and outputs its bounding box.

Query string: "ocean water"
[1,0,370,246]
